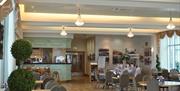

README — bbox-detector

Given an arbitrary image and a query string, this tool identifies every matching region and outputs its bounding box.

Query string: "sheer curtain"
[160,33,180,71]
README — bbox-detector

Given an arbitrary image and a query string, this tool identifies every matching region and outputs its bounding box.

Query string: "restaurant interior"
[0,0,180,91]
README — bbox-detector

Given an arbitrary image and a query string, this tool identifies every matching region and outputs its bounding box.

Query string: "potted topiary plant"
[10,39,33,68]
[156,54,161,72]
[8,39,35,91]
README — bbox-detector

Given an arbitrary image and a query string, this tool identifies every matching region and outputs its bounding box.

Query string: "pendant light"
[166,17,175,30]
[60,25,67,36]
[127,26,134,38]
[75,8,84,26]
[166,11,175,30]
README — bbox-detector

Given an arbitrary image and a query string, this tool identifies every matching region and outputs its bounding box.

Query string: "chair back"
[42,77,55,89]
[105,71,113,84]
[40,72,50,80]
[32,71,40,80]
[135,73,143,83]
[45,80,58,89]
[147,78,159,91]
[50,85,67,91]
[95,69,105,83]
[143,75,152,82]
[52,71,60,82]
[161,69,169,80]
[169,69,179,81]
[119,70,129,88]
[44,80,54,89]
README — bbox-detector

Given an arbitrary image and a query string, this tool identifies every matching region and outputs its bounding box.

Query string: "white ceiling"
[19,0,180,36]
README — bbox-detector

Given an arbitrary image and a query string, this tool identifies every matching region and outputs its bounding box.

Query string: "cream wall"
[64,34,157,75]
[71,38,87,51]
[95,35,153,65]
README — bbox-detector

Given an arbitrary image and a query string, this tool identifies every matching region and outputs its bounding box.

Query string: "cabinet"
[23,64,72,81]
[50,64,72,81]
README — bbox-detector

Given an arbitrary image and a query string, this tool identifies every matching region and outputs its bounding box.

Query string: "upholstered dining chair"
[169,69,179,81]
[147,78,159,91]
[119,70,129,91]
[134,73,143,91]
[161,69,169,80]
[142,75,152,82]
[94,69,105,88]
[52,71,60,82]
[44,80,55,89]
[105,70,114,88]
[42,77,55,89]
[45,80,59,89]
[50,84,67,91]
[40,72,50,80]
[32,71,41,80]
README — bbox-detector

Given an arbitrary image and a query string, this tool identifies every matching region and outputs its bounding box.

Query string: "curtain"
[158,30,180,39]
[160,33,180,71]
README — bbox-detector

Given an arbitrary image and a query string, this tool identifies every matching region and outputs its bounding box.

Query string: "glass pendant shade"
[166,17,175,29]
[75,15,84,26]
[127,28,134,38]
[60,26,67,36]
[60,30,67,36]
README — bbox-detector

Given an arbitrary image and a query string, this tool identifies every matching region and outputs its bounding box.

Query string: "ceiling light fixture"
[60,25,67,36]
[127,26,134,38]
[166,17,175,30]
[75,8,84,26]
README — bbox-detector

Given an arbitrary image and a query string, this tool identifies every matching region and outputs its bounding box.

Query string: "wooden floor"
[61,76,180,91]
[61,76,110,91]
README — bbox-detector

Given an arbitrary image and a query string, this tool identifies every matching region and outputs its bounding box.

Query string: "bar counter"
[23,63,72,81]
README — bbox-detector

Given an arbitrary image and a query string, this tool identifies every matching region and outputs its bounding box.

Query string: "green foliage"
[156,54,161,71]
[11,39,32,68]
[8,69,35,91]
[121,54,130,61]
[8,39,35,91]
[175,62,180,71]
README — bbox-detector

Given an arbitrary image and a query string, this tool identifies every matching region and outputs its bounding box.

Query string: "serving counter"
[23,63,72,81]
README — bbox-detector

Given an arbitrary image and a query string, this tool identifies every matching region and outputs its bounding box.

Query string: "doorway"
[66,51,85,76]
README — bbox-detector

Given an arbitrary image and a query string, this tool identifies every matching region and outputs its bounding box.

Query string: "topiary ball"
[11,39,32,66]
[8,69,35,91]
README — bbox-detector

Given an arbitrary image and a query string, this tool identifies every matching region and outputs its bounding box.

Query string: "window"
[160,33,180,71]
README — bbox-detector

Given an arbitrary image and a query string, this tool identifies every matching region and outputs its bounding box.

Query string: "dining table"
[138,81,180,91]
